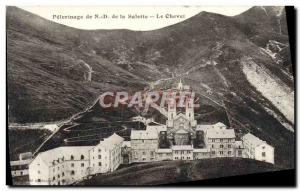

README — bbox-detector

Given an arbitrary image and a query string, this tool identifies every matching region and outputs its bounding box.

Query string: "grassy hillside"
[78,158,279,185]
[8,128,52,160]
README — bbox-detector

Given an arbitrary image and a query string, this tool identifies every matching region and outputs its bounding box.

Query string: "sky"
[19,6,252,31]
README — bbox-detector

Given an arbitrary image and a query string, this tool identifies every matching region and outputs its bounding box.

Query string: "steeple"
[167,98,176,127]
[177,78,183,90]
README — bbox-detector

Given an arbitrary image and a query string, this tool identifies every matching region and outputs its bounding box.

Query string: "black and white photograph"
[6,5,295,186]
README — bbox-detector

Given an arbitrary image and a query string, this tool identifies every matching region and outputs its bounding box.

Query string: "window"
[175,151,178,154]
[262,146,265,149]
[238,150,242,156]
[98,155,101,159]
[62,172,65,177]
[211,144,214,148]
[81,155,85,160]
[142,151,146,155]
[98,162,101,166]
[228,151,232,155]
[71,170,75,175]
[220,145,224,148]
[70,155,74,160]
[262,152,266,157]
[220,151,223,155]
[71,163,74,167]
[150,151,154,156]
[38,170,40,174]
[181,151,184,154]
[98,149,101,152]
[212,139,215,142]
[212,151,215,155]
[58,174,60,178]
[142,158,146,161]
[81,163,84,167]
[53,177,55,181]
[37,179,41,182]
[228,144,231,148]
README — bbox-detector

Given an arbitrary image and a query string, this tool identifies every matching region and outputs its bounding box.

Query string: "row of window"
[209,139,234,143]
[174,156,191,160]
[174,150,192,154]
[133,151,155,156]
[211,144,232,148]
[211,151,232,155]
[70,155,85,160]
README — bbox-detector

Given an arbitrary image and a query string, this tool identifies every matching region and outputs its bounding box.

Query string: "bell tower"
[167,98,176,127]
[177,78,183,90]
[185,98,197,127]
[185,99,193,120]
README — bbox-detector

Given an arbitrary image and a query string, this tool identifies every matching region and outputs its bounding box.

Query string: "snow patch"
[242,57,294,124]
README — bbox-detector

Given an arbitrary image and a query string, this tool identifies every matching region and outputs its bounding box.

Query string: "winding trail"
[63,125,128,143]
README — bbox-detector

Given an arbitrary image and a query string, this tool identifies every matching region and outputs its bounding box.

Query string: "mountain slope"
[7,6,294,168]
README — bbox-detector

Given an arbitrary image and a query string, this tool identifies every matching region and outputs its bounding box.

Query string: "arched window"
[70,155,74,160]
[81,155,84,160]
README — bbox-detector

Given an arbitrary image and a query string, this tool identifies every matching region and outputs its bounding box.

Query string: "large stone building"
[28,80,274,185]
[242,133,274,164]
[29,146,93,185]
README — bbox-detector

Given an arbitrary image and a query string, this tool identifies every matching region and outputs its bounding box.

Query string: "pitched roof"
[157,149,172,153]
[99,133,124,149]
[235,141,244,149]
[196,124,212,131]
[242,133,268,147]
[196,122,227,131]
[146,124,167,133]
[213,122,227,129]
[206,128,235,139]
[193,148,210,152]
[32,146,94,167]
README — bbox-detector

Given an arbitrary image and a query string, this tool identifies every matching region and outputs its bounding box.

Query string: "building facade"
[242,133,274,164]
